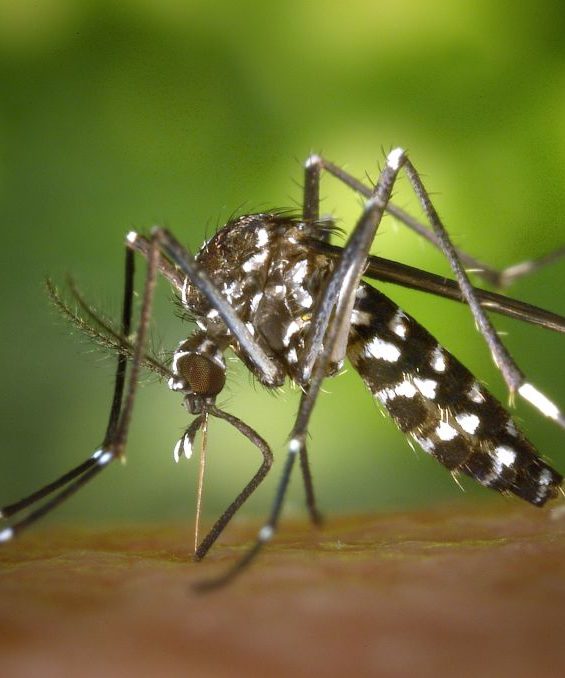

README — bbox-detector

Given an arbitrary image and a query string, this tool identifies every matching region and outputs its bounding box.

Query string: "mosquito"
[2,149,565,591]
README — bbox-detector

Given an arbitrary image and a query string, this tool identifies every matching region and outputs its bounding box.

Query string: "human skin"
[0,503,563,678]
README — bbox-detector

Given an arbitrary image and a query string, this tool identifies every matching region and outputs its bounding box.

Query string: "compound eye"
[177,353,225,397]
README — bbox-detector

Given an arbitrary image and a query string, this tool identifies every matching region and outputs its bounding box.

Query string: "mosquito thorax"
[180,213,336,385]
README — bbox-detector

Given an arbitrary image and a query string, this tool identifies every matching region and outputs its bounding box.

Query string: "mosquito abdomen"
[347,282,563,506]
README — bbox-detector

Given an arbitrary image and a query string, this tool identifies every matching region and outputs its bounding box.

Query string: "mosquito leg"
[295,154,327,526]
[109,234,160,457]
[300,151,405,383]
[357,251,565,334]
[311,155,565,289]
[0,246,138,540]
[0,459,110,542]
[298,445,323,526]
[126,231,184,293]
[193,406,273,563]
[174,404,273,563]
[193,444,291,592]
[307,154,489,270]
[0,457,99,523]
[400,156,565,427]
[386,203,565,288]
[307,241,565,334]
[303,153,322,222]
[493,245,565,288]
[103,246,135,446]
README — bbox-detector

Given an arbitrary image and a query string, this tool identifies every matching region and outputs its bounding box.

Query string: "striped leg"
[0,240,159,541]
[305,152,565,429]
[304,154,565,288]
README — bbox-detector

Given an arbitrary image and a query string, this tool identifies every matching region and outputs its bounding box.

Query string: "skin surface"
[1,503,564,678]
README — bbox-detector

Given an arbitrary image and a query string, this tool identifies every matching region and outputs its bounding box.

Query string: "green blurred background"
[1,0,565,532]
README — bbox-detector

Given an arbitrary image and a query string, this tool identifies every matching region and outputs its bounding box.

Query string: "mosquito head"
[169,332,227,414]
[178,352,225,395]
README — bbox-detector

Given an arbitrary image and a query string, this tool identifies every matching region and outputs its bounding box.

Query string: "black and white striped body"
[348,283,561,505]
[172,213,562,505]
